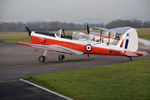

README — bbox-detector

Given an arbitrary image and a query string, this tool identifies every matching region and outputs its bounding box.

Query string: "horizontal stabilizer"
[121,50,148,57]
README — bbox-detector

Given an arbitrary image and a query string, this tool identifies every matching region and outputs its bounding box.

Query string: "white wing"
[17,42,83,55]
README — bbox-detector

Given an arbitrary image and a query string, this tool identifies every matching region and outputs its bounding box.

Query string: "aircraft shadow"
[45,58,97,64]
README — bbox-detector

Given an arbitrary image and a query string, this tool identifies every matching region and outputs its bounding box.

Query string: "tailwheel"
[57,55,65,62]
[128,56,133,62]
[38,56,46,63]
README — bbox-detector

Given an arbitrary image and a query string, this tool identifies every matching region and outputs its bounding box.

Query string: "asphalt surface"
[0,42,150,100]
[0,80,67,100]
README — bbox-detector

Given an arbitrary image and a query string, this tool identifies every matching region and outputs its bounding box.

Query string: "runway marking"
[20,79,73,100]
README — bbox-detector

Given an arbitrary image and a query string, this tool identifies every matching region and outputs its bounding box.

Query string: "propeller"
[87,24,90,34]
[25,26,31,36]
[62,28,65,37]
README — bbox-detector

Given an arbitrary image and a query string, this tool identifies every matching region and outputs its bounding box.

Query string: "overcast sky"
[0,0,150,23]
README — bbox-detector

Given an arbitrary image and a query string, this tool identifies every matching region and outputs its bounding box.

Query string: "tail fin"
[117,28,138,52]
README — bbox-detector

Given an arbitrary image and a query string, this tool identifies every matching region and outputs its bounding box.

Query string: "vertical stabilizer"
[117,28,138,52]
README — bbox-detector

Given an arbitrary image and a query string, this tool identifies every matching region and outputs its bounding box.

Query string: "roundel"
[85,44,92,52]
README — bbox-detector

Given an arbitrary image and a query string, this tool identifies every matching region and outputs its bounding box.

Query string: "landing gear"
[87,54,90,58]
[38,50,48,63]
[38,56,46,62]
[128,57,133,62]
[57,54,65,62]
[38,50,66,62]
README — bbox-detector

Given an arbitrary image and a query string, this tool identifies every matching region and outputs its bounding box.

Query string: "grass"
[0,32,30,43]
[0,28,149,43]
[138,28,150,40]
[25,59,150,100]
[3,39,30,43]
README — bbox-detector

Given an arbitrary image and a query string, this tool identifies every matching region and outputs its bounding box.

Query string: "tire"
[57,55,65,62]
[38,56,46,63]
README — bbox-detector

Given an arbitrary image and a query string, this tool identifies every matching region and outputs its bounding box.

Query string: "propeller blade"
[87,24,90,34]
[62,29,65,37]
[25,26,31,36]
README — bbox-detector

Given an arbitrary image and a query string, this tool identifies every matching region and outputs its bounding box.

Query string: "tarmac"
[0,42,150,100]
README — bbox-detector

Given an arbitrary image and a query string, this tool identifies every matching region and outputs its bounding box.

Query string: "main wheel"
[57,55,65,62]
[38,56,46,63]
[129,57,132,62]
[127,56,133,62]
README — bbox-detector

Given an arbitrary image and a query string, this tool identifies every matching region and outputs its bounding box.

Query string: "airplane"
[17,26,148,62]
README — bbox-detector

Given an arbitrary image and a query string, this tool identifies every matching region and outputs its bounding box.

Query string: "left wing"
[17,42,83,55]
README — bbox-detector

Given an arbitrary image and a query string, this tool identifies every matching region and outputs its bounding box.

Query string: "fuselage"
[30,32,143,57]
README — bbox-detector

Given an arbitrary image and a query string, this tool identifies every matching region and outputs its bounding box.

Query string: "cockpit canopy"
[72,32,94,41]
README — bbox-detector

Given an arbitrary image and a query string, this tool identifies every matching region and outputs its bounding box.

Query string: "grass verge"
[0,32,30,43]
[25,59,150,100]
[138,28,150,40]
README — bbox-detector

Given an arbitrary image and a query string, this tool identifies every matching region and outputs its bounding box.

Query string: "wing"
[17,42,83,55]
[95,27,132,34]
